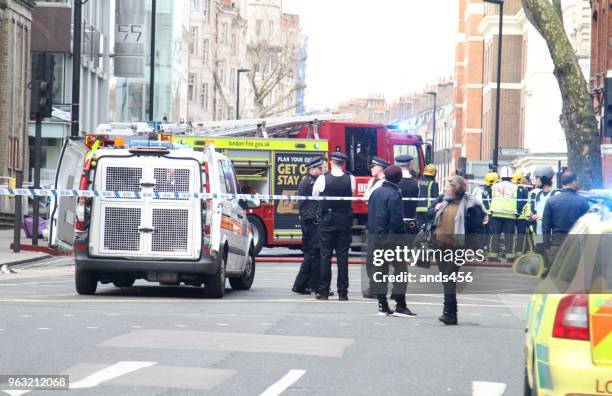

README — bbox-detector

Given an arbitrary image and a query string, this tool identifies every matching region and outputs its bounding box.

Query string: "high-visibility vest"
[490,181,518,219]
[416,178,436,213]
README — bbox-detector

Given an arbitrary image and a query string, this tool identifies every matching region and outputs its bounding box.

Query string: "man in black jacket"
[367,165,416,317]
[542,171,590,265]
[292,156,325,295]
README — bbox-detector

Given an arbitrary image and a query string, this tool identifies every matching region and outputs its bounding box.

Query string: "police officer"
[364,156,390,201]
[416,164,439,227]
[292,156,325,295]
[513,172,531,255]
[489,167,520,262]
[395,154,420,233]
[529,166,559,254]
[313,152,356,301]
[363,156,390,299]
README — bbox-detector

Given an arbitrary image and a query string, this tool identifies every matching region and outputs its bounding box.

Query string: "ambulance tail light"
[553,294,589,341]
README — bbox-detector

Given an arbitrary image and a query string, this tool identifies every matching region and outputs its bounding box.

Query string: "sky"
[282,0,458,110]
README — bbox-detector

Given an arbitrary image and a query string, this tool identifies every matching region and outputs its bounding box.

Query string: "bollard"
[13,171,23,253]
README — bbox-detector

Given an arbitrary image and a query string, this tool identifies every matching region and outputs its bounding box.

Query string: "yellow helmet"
[484,172,499,186]
[423,164,437,177]
[512,171,525,184]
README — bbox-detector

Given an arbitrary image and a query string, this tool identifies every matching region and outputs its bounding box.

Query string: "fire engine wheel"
[75,269,97,295]
[204,252,227,298]
[229,247,256,291]
[247,215,266,255]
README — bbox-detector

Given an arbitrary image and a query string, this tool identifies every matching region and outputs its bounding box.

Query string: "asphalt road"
[0,256,529,396]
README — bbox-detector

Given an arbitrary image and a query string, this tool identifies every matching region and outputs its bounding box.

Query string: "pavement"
[0,256,530,396]
[0,229,53,267]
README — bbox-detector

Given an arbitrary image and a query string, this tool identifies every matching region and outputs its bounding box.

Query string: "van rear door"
[49,138,88,253]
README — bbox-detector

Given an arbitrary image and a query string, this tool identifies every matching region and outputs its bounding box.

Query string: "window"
[191,0,198,11]
[217,160,228,194]
[203,0,209,18]
[345,128,379,177]
[219,60,226,83]
[228,106,235,119]
[203,39,209,64]
[256,20,262,36]
[8,137,20,170]
[201,83,209,110]
[188,73,197,101]
[230,67,236,92]
[231,33,237,54]
[269,21,274,36]
[393,144,421,177]
[221,23,228,45]
[550,235,583,285]
[221,160,237,194]
[190,27,198,55]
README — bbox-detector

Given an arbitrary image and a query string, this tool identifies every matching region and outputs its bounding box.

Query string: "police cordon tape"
[0,187,545,201]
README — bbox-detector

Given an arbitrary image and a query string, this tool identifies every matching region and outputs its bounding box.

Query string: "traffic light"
[30,53,55,118]
[604,77,612,138]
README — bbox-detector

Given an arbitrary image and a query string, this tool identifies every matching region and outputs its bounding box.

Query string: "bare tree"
[522,0,602,189]
[246,39,306,118]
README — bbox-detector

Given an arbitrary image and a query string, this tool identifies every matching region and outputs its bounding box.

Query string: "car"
[50,138,258,298]
[514,193,612,396]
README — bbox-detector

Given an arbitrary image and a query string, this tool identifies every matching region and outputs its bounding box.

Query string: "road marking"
[106,313,120,316]
[101,330,354,357]
[339,322,349,326]
[259,322,271,326]
[302,323,312,326]
[130,325,143,329]
[86,327,99,329]
[64,314,75,317]
[260,370,306,396]
[36,327,51,330]
[470,313,481,316]
[216,323,230,326]
[472,381,506,396]
[19,315,31,318]
[70,361,156,389]
[175,324,187,328]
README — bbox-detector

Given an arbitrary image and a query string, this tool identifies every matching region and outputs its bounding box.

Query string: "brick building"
[590,0,612,187]
[0,0,34,180]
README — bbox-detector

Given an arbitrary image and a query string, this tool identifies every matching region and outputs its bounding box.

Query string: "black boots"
[438,314,458,325]
[378,301,394,316]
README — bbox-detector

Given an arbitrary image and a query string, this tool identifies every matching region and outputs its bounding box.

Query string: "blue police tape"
[0,188,438,201]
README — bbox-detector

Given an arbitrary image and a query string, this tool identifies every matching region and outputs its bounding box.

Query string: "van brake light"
[553,294,589,341]
[75,199,87,232]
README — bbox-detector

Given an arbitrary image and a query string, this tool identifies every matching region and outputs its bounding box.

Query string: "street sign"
[498,148,529,156]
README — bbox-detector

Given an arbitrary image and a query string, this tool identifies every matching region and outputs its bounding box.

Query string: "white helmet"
[498,166,512,179]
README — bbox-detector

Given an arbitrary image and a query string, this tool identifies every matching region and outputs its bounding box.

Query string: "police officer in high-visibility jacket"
[489,167,522,261]
[513,171,532,255]
[313,152,356,301]
[395,154,420,233]
[416,164,439,227]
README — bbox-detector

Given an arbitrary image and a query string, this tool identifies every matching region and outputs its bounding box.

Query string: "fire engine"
[165,114,430,254]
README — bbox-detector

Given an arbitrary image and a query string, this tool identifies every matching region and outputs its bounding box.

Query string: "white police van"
[50,138,257,298]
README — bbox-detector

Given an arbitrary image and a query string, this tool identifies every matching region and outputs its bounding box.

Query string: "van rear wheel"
[75,269,97,295]
[229,248,256,290]
[204,253,226,298]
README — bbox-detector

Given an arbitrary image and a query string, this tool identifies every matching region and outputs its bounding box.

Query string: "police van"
[49,137,257,298]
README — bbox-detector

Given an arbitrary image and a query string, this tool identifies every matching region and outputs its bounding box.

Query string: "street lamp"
[236,68,250,119]
[425,91,437,164]
[484,0,504,171]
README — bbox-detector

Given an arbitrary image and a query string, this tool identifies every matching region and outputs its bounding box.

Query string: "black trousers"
[438,260,460,317]
[375,260,408,306]
[490,217,516,258]
[293,220,320,291]
[318,212,352,295]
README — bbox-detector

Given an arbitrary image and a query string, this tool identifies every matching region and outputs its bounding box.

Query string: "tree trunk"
[522,0,602,189]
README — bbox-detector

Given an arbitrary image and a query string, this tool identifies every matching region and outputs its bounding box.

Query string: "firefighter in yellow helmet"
[488,167,522,262]
[416,164,439,227]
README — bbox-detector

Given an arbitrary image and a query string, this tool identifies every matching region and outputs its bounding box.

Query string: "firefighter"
[313,152,355,301]
[513,172,531,255]
[292,156,325,295]
[488,167,519,262]
[364,156,390,201]
[416,164,439,227]
[395,154,420,234]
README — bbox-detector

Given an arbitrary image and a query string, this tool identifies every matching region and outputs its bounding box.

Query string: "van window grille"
[105,167,142,198]
[154,168,191,200]
[152,209,189,252]
[103,207,141,251]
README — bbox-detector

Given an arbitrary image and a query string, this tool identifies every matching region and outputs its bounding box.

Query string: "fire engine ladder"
[167,113,351,139]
